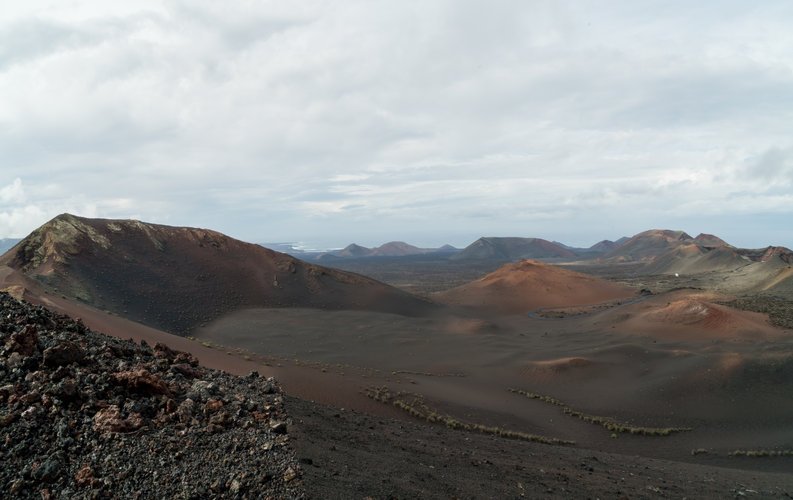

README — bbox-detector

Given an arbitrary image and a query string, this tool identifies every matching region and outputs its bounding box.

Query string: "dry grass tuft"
[508,388,692,436]
[365,387,575,446]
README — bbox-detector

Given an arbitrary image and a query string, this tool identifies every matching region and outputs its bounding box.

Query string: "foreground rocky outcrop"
[0,292,304,499]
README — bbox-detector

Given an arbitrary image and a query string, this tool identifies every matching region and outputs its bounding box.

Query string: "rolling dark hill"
[450,237,576,261]
[599,229,696,263]
[0,214,436,335]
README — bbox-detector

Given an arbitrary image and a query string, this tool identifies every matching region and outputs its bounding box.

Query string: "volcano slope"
[0,214,435,335]
[195,254,793,480]
[587,228,793,299]
[3,219,793,497]
[434,259,638,315]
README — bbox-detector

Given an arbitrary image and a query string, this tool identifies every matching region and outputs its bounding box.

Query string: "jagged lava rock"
[0,291,304,499]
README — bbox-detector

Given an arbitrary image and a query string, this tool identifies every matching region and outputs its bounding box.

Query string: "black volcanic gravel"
[0,292,304,499]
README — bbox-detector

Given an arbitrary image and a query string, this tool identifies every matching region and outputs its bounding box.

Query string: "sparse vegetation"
[508,388,692,436]
[728,449,793,458]
[365,387,575,446]
[721,296,793,329]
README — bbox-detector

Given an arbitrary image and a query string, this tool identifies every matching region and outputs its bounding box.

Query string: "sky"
[2,1,792,250]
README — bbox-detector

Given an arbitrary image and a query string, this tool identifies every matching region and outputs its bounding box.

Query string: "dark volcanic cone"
[0,214,435,335]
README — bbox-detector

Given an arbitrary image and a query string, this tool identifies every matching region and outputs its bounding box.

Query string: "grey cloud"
[747,147,793,183]
[1,1,792,248]
[0,19,97,69]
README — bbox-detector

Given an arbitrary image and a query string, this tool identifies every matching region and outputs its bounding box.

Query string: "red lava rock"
[171,363,203,379]
[43,341,85,366]
[0,292,304,499]
[176,398,196,423]
[19,391,41,405]
[113,369,172,396]
[6,324,38,356]
[153,342,178,361]
[209,411,232,427]
[75,463,100,488]
[154,342,199,366]
[93,405,143,434]
[204,399,223,413]
[0,383,16,402]
[0,413,19,428]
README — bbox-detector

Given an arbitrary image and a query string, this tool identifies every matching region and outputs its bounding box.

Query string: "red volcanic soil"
[1,214,435,335]
[434,259,636,314]
[613,289,786,340]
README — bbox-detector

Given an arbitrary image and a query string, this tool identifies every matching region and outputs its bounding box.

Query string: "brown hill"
[643,244,750,275]
[334,243,371,258]
[370,241,429,257]
[639,243,793,297]
[600,229,694,263]
[434,259,636,314]
[0,214,435,335]
[588,239,624,253]
[693,233,731,248]
[450,237,576,261]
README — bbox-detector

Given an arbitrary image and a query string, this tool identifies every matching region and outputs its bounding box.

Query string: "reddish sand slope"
[615,290,785,340]
[434,259,636,314]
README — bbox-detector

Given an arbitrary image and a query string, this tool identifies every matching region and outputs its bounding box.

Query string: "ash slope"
[0,214,436,335]
[435,259,636,314]
[0,292,303,499]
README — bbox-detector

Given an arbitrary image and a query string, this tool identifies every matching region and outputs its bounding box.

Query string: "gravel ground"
[0,292,304,499]
[286,395,793,499]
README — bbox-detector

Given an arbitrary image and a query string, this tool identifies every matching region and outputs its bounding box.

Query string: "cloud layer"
[2,1,792,248]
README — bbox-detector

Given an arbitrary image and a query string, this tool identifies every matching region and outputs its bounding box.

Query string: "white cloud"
[1,1,792,248]
[0,178,26,204]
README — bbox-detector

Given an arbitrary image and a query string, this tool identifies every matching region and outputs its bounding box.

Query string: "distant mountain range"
[0,238,21,255]
[298,236,631,262]
[3,217,791,302]
[315,241,458,260]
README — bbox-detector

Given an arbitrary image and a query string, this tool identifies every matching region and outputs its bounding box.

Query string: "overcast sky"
[2,1,792,250]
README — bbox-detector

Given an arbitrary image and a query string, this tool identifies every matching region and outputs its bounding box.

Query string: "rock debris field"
[0,292,304,499]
